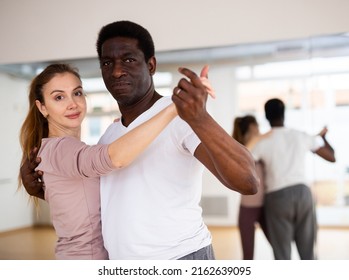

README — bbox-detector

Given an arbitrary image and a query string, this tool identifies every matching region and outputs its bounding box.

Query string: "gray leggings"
[177,244,216,260]
[264,184,316,260]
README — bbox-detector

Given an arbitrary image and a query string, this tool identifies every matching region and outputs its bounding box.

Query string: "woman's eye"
[55,95,63,101]
[75,91,83,96]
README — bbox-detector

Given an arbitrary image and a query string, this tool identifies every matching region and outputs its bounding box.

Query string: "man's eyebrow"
[101,50,135,58]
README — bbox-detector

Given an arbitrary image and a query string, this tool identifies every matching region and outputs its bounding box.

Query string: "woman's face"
[36,72,86,135]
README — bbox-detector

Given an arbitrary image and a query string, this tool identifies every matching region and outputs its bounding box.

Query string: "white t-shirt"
[252,127,324,193]
[98,97,212,259]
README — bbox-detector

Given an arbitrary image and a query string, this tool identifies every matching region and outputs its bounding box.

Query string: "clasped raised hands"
[172,65,215,124]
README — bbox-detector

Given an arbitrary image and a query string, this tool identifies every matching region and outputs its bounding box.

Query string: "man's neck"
[119,91,162,127]
[270,119,284,128]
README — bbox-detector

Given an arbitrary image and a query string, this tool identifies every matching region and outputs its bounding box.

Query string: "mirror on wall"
[232,33,349,226]
[1,32,348,227]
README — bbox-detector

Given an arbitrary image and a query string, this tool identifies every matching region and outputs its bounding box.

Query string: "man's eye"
[125,58,135,63]
[102,61,111,66]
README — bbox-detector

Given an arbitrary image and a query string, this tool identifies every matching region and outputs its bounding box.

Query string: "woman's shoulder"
[40,136,84,154]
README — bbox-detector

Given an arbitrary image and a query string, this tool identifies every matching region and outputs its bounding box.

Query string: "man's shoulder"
[285,127,313,139]
[98,122,121,144]
[151,96,173,111]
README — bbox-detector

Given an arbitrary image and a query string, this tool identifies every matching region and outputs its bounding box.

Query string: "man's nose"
[112,63,126,78]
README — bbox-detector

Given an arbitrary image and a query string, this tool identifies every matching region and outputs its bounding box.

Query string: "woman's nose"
[67,97,78,110]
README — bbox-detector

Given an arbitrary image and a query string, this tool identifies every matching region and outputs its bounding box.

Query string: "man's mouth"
[111,81,131,90]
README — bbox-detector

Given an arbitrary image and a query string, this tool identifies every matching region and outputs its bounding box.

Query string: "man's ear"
[148,56,157,76]
[35,100,48,118]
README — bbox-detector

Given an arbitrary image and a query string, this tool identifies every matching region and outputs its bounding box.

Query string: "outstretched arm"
[172,67,258,195]
[20,105,177,198]
[21,104,177,193]
[108,103,177,168]
[315,127,336,162]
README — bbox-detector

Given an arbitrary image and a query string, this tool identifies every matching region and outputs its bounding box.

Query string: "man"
[252,98,335,260]
[21,20,258,259]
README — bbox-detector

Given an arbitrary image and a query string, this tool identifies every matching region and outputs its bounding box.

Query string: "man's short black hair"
[96,20,155,62]
[264,98,285,122]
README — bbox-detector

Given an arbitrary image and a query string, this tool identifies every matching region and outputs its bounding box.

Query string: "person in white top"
[252,98,335,260]
[20,21,259,259]
[94,20,258,260]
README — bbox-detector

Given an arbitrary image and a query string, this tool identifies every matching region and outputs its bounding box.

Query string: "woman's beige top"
[37,136,114,259]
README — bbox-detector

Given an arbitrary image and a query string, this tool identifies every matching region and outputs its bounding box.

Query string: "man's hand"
[315,126,336,162]
[20,147,45,199]
[172,66,214,124]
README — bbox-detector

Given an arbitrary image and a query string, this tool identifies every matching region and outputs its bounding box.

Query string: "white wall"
[1,0,349,64]
[0,73,34,232]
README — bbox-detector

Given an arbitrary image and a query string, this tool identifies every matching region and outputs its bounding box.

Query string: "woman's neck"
[48,125,81,140]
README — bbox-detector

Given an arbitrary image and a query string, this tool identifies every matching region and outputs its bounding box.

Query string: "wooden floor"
[210,226,349,260]
[1,225,349,260]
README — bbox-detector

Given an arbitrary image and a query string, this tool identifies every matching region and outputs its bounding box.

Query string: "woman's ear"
[35,100,48,118]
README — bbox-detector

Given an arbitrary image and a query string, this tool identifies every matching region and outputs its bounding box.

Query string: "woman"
[232,115,270,260]
[19,63,214,259]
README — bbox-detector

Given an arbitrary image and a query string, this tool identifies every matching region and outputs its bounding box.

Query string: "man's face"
[99,37,154,106]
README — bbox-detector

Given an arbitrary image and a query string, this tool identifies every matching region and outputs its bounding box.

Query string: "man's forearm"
[189,113,258,195]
